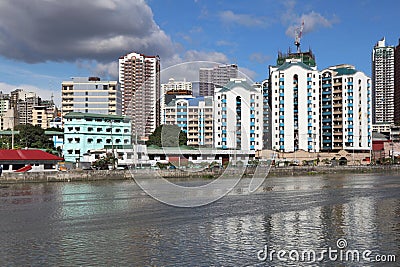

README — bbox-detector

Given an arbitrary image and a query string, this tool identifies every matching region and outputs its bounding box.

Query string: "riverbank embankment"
[0,165,399,184]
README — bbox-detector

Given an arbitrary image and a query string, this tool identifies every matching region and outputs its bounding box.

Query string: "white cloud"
[281,0,339,38]
[160,50,230,83]
[219,10,267,27]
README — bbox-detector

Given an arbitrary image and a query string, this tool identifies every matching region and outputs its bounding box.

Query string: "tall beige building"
[32,101,58,129]
[119,52,160,141]
[0,109,17,131]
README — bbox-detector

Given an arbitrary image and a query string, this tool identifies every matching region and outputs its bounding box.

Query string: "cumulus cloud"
[219,10,267,27]
[281,1,339,38]
[0,0,175,63]
[160,50,230,84]
[0,1,259,86]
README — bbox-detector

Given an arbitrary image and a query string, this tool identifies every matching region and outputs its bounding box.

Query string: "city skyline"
[0,0,399,106]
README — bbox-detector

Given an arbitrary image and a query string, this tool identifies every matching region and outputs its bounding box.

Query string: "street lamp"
[390,142,394,165]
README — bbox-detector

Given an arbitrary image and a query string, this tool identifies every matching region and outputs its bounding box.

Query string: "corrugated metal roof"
[0,150,63,161]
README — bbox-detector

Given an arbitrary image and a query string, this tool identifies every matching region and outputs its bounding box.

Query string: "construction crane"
[294,20,304,53]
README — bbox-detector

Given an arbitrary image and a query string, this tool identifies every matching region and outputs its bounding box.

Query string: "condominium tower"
[214,78,263,151]
[199,64,238,96]
[163,96,213,147]
[119,52,160,140]
[269,50,320,153]
[372,38,395,124]
[320,64,371,151]
[11,89,41,125]
[395,39,400,124]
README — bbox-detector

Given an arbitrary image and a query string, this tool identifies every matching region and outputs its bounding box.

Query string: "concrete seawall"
[0,165,399,184]
[0,170,132,184]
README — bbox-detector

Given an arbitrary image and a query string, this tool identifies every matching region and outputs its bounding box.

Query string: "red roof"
[0,150,63,161]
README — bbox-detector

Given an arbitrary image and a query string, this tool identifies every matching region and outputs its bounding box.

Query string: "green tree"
[0,136,11,149]
[14,124,54,150]
[147,125,187,147]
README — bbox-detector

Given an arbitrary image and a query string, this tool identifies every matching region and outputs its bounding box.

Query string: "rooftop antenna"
[294,20,304,53]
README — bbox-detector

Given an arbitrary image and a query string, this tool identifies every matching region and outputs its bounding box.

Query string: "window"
[88,127,93,132]
[97,139,102,143]
[88,138,93,143]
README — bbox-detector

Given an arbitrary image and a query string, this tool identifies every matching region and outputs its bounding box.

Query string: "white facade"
[372,37,395,124]
[269,59,320,152]
[160,78,193,122]
[320,65,371,151]
[214,78,263,151]
[161,78,192,93]
[163,96,213,147]
[119,52,160,140]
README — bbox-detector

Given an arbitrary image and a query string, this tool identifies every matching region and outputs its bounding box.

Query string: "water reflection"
[0,174,398,266]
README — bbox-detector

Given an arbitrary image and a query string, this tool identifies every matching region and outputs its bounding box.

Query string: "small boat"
[14,165,32,173]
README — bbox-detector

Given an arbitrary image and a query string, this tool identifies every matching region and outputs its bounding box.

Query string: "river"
[0,173,399,266]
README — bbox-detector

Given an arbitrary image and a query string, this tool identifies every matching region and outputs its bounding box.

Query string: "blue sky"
[0,0,398,106]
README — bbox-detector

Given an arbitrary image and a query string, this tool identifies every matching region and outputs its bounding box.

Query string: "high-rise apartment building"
[320,64,371,151]
[395,39,400,125]
[269,51,320,153]
[372,38,395,124]
[0,92,10,117]
[163,96,213,147]
[214,78,263,151]
[199,64,238,96]
[61,77,121,117]
[32,100,58,129]
[11,89,41,125]
[119,52,160,140]
[260,80,272,149]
